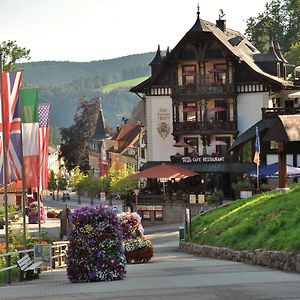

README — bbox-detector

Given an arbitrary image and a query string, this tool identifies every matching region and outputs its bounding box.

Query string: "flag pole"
[256,159,259,190]
[0,52,12,284]
[20,105,27,249]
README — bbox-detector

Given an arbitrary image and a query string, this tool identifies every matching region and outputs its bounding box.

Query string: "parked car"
[62,193,70,201]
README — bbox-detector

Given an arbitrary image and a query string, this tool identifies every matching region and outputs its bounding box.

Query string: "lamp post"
[133,188,140,212]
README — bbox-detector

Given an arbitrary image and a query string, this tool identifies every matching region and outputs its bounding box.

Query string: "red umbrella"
[210,107,226,112]
[173,141,190,147]
[210,140,227,146]
[129,163,198,179]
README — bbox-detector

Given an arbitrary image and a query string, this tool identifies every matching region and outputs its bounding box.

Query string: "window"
[214,64,227,84]
[154,210,163,220]
[242,140,252,162]
[142,211,151,220]
[182,65,196,86]
[270,141,278,150]
[215,136,230,156]
[141,148,146,159]
[183,101,197,122]
[214,99,227,121]
[184,137,198,156]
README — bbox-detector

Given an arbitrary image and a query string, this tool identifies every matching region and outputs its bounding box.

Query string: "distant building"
[107,124,143,171]
[89,101,111,176]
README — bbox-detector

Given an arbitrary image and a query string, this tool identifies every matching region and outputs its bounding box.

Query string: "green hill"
[18,53,154,129]
[191,184,300,252]
[100,76,148,94]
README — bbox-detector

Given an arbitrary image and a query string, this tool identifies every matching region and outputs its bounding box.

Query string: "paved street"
[2,194,300,299]
[1,223,300,299]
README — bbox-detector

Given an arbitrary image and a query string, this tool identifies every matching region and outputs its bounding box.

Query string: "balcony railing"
[173,74,235,96]
[262,107,300,119]
[173,120,237,133]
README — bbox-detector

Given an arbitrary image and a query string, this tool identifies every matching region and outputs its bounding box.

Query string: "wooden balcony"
[172,75,236,97]
[173,120,237,134]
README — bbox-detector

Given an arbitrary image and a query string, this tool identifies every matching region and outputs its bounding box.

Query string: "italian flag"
[21,88,39,188]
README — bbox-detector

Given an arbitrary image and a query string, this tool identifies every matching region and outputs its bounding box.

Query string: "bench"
[17,254,43,279]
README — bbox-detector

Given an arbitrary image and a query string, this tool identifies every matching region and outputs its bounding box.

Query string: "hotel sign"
[181,156,225,163]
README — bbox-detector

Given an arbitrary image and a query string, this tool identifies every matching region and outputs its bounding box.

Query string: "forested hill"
[18,52,154,130]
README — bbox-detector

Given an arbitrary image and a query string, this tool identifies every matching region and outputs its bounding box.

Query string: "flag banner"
[38,103,50,191]
[0,71,23,184]
[21,88,39,188]
[253,126,260,166]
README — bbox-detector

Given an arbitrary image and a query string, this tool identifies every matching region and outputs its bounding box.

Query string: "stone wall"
[179,242,300,273]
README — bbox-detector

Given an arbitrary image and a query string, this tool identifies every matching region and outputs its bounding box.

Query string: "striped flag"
[38,104,50,191]
[253,126,260,166]
[0,71,23,184]
[21,88,39,188]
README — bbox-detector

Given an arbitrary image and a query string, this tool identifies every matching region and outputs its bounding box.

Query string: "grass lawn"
[191,184,300,252]
[100,76,148,94]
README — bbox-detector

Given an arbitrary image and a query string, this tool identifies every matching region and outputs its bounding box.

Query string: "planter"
[240,190,253,199]
[124,238,154,263]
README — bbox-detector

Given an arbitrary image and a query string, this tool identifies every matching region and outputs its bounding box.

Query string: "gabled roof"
[108,124,142,154]
[131,13,293,93]
[264,115,300,142]
[92,106,110,141]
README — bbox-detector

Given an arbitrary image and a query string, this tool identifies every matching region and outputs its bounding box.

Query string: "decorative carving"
[157,122,171,139]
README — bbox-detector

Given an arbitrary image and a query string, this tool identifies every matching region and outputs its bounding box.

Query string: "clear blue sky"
[1,0,268,62]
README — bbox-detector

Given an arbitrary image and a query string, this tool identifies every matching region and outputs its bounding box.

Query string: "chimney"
[216,19,226,32]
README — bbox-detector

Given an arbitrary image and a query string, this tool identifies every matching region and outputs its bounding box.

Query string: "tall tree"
[60,96,100,171]
[245,0,286,52]
[0,40,31,71]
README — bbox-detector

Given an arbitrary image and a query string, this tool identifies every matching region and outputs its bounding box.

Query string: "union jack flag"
[0,71,23,184]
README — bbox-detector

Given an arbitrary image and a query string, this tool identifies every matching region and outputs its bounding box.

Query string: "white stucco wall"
[146,96,174,161]
[237,92,269,135]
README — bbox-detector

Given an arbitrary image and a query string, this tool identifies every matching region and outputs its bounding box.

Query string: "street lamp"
[133,188,140,212]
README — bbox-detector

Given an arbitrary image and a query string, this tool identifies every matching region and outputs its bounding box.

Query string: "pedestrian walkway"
[2,226,300,300]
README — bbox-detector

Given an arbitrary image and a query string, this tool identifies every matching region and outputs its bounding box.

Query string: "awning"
[248,162,300,178]
[140,161,255,174]
[130,163,198,179]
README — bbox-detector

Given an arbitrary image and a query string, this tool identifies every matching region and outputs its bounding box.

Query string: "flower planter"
[124,238,154,263]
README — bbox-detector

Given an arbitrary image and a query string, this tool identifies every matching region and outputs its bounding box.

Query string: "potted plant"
[232,180,253,199]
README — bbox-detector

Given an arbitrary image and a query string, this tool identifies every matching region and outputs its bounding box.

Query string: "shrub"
[260,183,269,192]
[67,205,126,283]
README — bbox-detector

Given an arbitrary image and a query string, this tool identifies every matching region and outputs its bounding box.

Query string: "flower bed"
[119,212,153,264]
[67,205,126,283]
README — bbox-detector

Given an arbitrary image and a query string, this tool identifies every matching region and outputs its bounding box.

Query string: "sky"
[1,0,269,62]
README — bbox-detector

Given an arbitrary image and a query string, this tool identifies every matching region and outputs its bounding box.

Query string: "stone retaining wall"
[179,242,300,273]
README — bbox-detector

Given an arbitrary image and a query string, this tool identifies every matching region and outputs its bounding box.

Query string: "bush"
[232,180,252,194]
[67,205,126,283]
[260,183,269,192]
